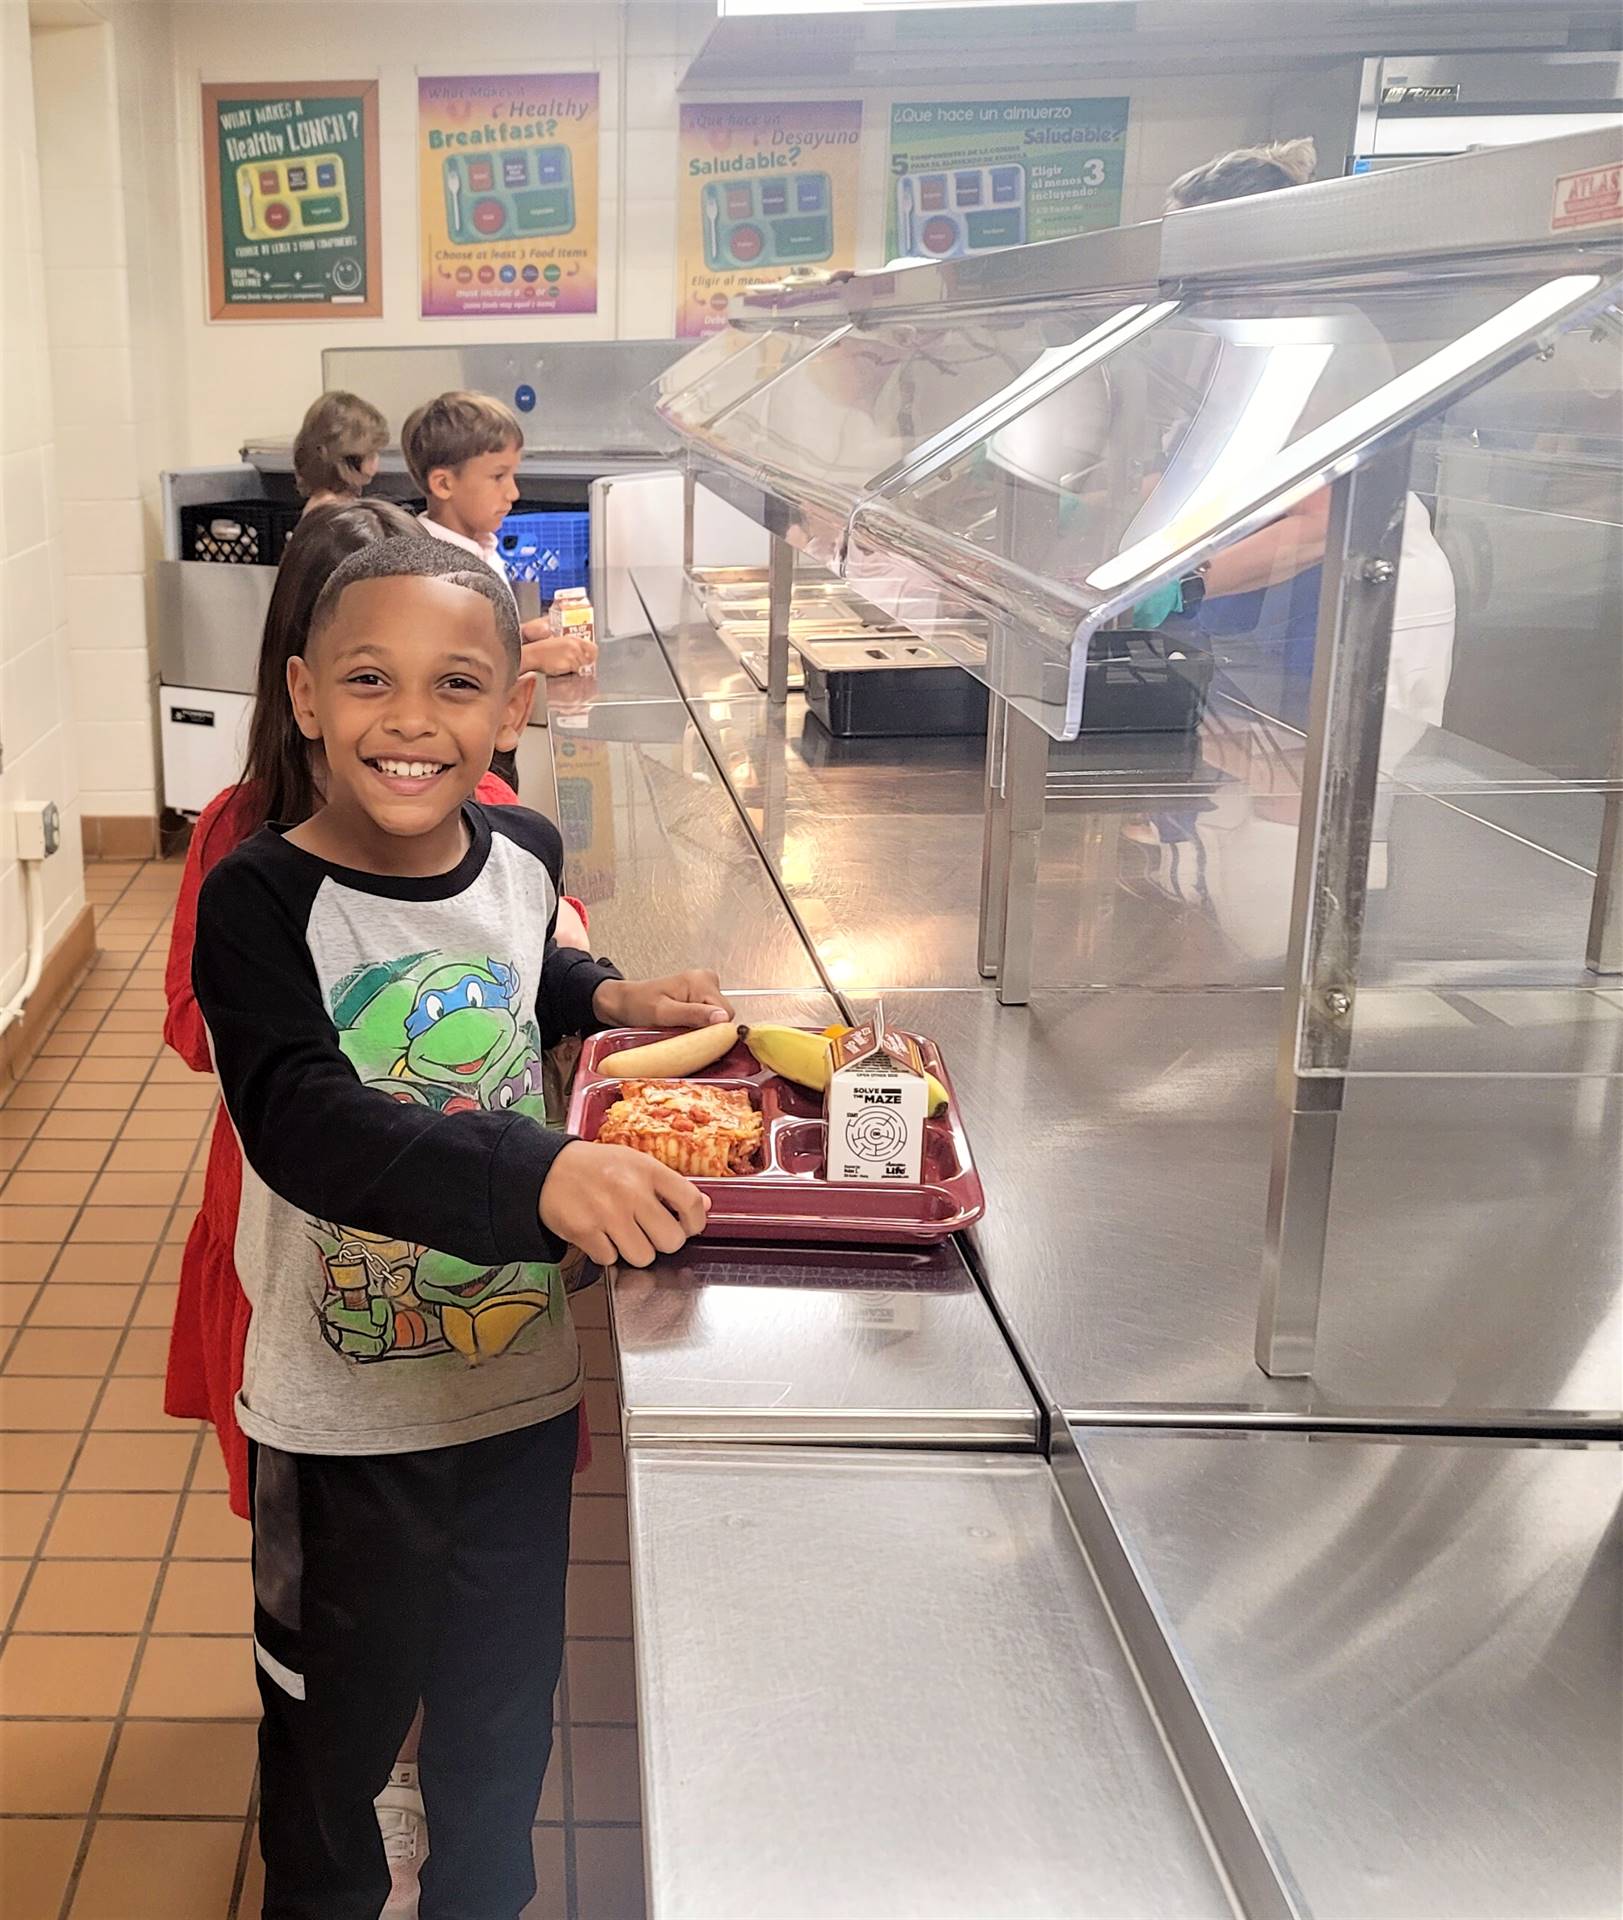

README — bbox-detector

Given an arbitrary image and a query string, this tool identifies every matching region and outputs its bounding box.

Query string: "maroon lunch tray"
[566,1028,985,1246]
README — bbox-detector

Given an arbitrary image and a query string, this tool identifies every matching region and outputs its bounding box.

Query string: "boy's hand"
[541,1141,709,1268]
[593,971,732,1031]
[520,620,598,680]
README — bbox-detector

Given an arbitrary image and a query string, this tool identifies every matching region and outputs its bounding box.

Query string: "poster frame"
[202,78,383,322]
[415,71,601,321]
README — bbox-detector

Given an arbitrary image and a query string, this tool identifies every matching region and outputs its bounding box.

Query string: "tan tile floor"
[0,858,647,1919]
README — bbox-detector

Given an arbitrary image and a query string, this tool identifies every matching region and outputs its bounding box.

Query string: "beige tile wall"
[0,0,88,1010]
[32,19,159,826]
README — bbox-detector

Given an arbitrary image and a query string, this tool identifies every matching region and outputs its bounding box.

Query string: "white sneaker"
[376,1765,428,1919]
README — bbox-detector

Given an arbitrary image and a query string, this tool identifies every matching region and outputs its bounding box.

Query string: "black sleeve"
[192,850,571,1266]
[483,804,623,1046]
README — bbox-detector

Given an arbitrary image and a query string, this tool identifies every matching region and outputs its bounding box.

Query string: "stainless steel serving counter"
[608,1238,1036,1445]
[620,566,1623,1426]
[532,568,1619,1920]
[1070,1427,1623,1920]
[628,1447,1235,1920]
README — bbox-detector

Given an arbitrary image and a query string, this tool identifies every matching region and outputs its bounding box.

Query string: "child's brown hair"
[400,390,524,491]
[291,391,389,500]
[1165,138,1316,211]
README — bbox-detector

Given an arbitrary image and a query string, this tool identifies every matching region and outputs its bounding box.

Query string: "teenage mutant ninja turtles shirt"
[192,804,620,1456]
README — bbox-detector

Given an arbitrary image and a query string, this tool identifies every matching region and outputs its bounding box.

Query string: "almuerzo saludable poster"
[887,97,1128,262]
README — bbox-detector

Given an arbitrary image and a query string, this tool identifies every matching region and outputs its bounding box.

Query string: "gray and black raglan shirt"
[193,804,620,1457]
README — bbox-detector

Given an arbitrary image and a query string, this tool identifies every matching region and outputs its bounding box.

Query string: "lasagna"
[597,1080,763,1178]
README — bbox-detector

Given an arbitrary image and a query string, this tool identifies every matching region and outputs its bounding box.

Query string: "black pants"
[250,1409,575,1920]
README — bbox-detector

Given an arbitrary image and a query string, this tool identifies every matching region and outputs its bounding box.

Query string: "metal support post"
[1255,442,1410,1379]
[766,534,794,707]
[994,701,1048,1007]
[978,696,1009,979]
[1585,720,1622,976]
[761,700,789,868]
[681,466,697,575]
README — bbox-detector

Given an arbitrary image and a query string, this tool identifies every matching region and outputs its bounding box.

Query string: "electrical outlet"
[14,801,61,862]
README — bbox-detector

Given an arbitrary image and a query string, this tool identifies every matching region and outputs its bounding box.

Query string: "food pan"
[567,1028,985,1245]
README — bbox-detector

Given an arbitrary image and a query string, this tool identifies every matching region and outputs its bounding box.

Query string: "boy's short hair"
[400,390,524,490]
[1165,138,1316,212]
[291,390,389,499]
[309,535,522,668]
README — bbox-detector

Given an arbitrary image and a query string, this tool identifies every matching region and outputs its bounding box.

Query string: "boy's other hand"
[593,971,732,1031]
[541,1141,709,1268]
[520,622,598,680]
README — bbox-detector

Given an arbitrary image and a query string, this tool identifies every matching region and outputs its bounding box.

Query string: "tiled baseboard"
[0,901,97,1087]
[83,814,161,860]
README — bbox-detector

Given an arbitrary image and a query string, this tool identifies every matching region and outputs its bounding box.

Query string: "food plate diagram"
[236,153,350,239]
[701,173,834,271]
[895,165,1026,259]
[442,147,576,244]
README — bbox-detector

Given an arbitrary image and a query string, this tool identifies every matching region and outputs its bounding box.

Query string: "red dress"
[162,777,594,1518]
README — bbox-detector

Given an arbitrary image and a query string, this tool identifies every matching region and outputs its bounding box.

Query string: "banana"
[743,1024,950,1116]
[599,1022,740,1079]
[742,1023,836,1092]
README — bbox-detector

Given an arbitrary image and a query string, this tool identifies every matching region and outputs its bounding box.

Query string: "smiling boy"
[192,538,725,1917]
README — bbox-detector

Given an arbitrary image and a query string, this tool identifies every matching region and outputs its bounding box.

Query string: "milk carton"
[825,1002,927,1185]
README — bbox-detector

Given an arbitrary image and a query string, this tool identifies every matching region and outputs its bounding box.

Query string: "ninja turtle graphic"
[346,956,545,1115]
[309,952,574,1366]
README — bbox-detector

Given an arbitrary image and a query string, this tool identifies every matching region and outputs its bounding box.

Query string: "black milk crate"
[179,501,276,566]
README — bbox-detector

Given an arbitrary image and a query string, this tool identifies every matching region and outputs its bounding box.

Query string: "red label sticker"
[1551,164,1621,232]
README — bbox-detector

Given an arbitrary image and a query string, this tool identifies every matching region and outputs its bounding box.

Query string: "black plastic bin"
[804,656,989,739]
[1074,632,1214,733]
[179,501,276,565]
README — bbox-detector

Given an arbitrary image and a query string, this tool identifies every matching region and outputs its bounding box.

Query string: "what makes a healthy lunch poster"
[886,98,1128,263]
[202,82,381,319]
[419,74,599,319]
[677,100,862,338]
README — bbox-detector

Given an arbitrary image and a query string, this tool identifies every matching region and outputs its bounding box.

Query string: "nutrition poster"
[202,82,380,319]
[677,100,862,338]
[418,74,599,318]
[886,97,1128,262]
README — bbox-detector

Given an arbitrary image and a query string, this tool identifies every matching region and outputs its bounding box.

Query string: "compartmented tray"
[567,1028,985,1245]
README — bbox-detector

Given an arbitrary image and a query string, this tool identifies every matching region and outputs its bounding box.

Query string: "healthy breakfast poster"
[418,74,599,318]
[886,97,1128,262]
[202,81,381,319]
[676,99,862,338]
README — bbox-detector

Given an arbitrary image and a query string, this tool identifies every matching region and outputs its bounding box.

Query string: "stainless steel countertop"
[628,1446,1234,1920]
[542,632,684,710]
[884,985,1623,1423]
[1074,1427,1623,1920]
[608,1238,1037,1445]
[539,697,828,994]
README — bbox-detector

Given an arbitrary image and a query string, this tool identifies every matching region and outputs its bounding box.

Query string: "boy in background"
[403,389,598,690]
